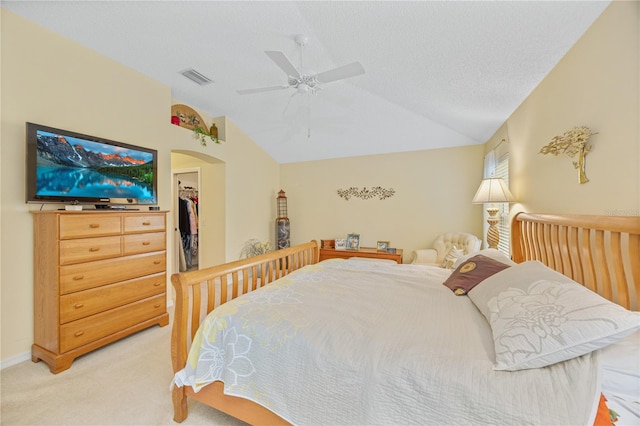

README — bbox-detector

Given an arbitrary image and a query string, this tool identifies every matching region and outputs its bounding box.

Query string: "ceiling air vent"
[180,68,213,86]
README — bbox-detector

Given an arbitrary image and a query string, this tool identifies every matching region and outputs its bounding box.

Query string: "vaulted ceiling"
[3,1,610,163]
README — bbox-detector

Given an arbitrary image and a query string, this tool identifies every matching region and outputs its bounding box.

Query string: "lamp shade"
[472,178,515,204]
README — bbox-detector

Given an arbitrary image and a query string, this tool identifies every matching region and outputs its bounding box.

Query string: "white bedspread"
[173,259,600,425]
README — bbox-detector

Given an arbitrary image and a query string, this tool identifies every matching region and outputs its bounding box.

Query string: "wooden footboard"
[512,213,640,310]
[170,240,318,423]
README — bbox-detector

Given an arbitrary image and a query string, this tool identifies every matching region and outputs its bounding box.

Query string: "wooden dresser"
[31,210,169,373]
[319,247,403,264]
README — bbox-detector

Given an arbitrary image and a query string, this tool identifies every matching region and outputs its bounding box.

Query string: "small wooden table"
[319,247,403,264]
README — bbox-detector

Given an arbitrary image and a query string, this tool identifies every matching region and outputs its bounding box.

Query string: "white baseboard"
[1,351,31,370]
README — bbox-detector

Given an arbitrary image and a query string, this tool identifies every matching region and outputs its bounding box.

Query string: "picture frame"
[346,233,361,250]
[376,241,390,251]
[335,239,347,250]
[386,248,397,254]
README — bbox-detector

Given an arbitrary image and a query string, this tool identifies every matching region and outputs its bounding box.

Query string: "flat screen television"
[26,122,158,207]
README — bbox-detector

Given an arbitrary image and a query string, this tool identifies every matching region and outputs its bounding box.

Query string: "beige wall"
[487,1,639,217]
[167,115,280,262]
[222,119,281,260]
[282,0,640,262]
[2,1,637,367]
[0,10,279,364]
[281,145,486,261]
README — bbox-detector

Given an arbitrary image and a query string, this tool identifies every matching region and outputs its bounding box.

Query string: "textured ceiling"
[3,1,610,163]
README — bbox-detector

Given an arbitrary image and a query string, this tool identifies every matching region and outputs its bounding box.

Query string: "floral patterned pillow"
[468,261,640,371]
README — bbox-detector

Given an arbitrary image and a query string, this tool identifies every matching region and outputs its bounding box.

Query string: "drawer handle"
[89,224,100,229]
[74,331,84,337]
[153,260,161,265]
[154,282,162,287]
[142,221,151,226]
[154,303,161,308]
[142,241,151,246]
[89,247,100,252]
[74,303,84,309]
[73,275,85,281]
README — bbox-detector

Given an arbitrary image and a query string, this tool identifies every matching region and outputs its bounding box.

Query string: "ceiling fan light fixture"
[236,35,365,141]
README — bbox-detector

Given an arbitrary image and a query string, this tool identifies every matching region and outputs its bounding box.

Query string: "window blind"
[494,153,511,255]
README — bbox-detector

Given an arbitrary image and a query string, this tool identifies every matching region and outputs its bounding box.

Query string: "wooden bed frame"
[170,214,640,424]
[511,213,639,311]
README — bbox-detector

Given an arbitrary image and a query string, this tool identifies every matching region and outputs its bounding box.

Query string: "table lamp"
[472,178,515,249]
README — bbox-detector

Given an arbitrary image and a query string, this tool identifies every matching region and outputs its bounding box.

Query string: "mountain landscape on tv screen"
[36,132,153,186]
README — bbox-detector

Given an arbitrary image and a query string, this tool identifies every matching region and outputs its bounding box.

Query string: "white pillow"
[441,246,464,269]
[468,261,640,371]
[599,329,640,403]
[453,248,515,270]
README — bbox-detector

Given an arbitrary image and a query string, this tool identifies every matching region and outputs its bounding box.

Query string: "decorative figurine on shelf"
[276,189,290,250]
[209,123,218,139]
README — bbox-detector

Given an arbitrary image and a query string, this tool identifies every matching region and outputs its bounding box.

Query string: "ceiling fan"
[237,35,365,96]
[237,35,365,137]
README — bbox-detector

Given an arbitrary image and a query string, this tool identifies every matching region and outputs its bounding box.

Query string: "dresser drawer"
[60,252,166,294]
[124,232,166,255]
[59,215,122,239]
[60,294,166,353]
[124,214,165,234]
[59,236,122,265]
[60,273,166,323]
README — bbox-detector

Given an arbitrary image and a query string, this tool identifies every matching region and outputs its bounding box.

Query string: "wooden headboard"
[511,213,640,311]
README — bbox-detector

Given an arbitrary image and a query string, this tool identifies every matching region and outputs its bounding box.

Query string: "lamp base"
[486,207,500,249]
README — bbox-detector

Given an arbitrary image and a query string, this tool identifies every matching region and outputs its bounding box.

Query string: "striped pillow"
[442,246,464,269]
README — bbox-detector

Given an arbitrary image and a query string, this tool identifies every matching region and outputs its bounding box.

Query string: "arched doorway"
[171,150,225,275]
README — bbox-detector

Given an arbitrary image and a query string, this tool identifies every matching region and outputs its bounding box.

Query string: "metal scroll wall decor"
[337,186,395,201]
[539,126,597,184]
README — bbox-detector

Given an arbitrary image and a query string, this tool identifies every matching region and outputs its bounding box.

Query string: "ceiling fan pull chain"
[283,92,295,117]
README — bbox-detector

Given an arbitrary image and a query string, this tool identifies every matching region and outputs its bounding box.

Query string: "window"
[493,153,511,255]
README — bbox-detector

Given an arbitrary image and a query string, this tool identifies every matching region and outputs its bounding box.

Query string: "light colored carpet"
[0,320,248,426]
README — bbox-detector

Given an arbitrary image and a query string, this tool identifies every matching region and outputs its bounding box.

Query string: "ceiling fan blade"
[236,85,289,95]
[315,62,365,84]
[265,51,301,78]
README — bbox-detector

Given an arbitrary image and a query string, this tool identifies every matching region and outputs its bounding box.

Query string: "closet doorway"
[171,150,226,277]
[173,168,201,272]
